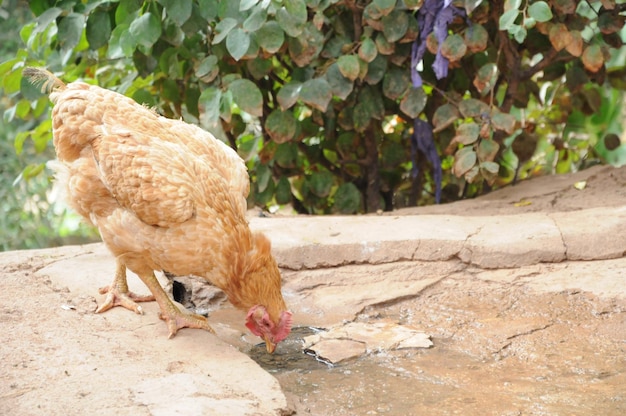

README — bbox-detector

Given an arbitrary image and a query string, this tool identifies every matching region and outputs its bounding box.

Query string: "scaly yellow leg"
[135,269,215,338]
[96,259,155,315]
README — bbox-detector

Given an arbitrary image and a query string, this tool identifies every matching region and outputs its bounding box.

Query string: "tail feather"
[23,67,66,94]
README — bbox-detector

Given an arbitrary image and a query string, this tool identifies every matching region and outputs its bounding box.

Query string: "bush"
[2,0,626,228]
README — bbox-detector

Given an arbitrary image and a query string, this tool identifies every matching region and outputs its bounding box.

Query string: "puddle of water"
[247,285,626,415]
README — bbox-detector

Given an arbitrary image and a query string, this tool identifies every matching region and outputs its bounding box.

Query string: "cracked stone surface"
[1,164,625,415]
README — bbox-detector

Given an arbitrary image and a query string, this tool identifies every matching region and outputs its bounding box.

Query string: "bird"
[24,67,292,353]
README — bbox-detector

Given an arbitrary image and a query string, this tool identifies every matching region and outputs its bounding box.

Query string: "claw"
[96,286,155,315]
[158,309,215,338]
[95,260,155,314]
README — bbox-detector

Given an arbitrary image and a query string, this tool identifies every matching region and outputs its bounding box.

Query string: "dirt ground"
[1,164,625,415]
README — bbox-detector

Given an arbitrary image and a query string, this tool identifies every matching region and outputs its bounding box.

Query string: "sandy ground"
[1,164,625,415]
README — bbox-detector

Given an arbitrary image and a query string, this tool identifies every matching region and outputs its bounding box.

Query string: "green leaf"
[440,33,467,62]
[129,12,161,48]
[458,98,489,118]
[326,63,354,101]
[465,23,488,53]
[15,99,31,119]
[511,24,527,43]
[490,110,517,134]
[20,75,43,101]
[309,170,334,197]
[133,89,158,107]
[240,0,259,11]
[399,87,427,118]
[432,103,460,133]
[333,182,361,214]
[115,0,141,24]
[196,55,219,82]
[373,0,396,15]
[256,163,272,193]
[255,175,276,206]
[383,67,409,100]
[337,55,360,81]
[474,62,498,96]
[381,141,406,168]
[358,37,378,63]
[265,109,297,144]
[33,7,62,34]
[161,78,181,103]
[275,142,298,168]
[226,28,251,61]
[287,23,324,67]
[199,87,222,129]
[353,102,371,132]
[499,9,519,31]
[480,160,499,173]
[277,82,303,111]
[365,54,388,85]
[198,0,218,20]
[58,13,86,51]
[107,23,135,59]
[464,165,480,183]
[32,119,51,153]
[230,79,263,116]
[159,47,181,78]
[14,131,29,155]
[160,0,193,26]
[299,78,332,112]
[86,8,112,50]
[256,21,284,53]
[243,4,267,32]
[212,17,238,44]
[382,10,409,42]
[453,147,477,177]
[247,58,272,80]
[464,0,484,13]
[375,32,394,55]
[3,68,22,94]
[477,138,500,162]
[505,0,522,10]
[275,176,292,205]
[23,163,45,180]
[284,0,308,23]
[359,86,384,120]
[528,1,553,23]
[455,123,480,145]
[480,161,499,185]
[582,44,604,73]
[276,1,306,37]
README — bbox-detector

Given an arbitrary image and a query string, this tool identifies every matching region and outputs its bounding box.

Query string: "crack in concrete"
[547,212,568,260]
[456,224,484,266]
[506,322,554,341]
[30,248,98,274]
[353,273,453,317]
[409,239,421,261]
[492,322,555,357]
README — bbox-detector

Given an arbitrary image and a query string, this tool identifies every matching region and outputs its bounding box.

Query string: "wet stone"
[305,339,366,364]
[303,320,433,364]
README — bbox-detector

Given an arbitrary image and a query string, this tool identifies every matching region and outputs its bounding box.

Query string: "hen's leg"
[137,270,215,338]
[96,260,155,315]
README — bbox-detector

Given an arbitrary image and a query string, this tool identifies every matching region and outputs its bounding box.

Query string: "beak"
[263,335,277,354]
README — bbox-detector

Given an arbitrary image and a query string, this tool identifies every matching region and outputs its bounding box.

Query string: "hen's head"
[246,305,292,353]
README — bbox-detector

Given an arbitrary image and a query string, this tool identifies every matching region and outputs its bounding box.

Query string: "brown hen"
[24,68,292,353]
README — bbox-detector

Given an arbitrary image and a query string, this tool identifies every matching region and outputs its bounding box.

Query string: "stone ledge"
[251,206,626,270]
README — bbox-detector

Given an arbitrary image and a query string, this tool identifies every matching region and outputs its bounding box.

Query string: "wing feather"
[92,130,198,227]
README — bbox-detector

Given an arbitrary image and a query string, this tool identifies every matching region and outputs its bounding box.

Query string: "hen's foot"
[158,309,215,339]
[96,286,155,315]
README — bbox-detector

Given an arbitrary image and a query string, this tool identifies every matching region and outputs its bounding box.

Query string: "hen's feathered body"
[26,68,291,352]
